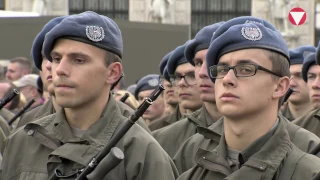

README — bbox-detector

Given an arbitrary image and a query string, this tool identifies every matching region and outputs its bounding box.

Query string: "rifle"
[0,89,19,110]
[75,84,165,180]
[311,172,320,180]
[119,93,129,102]
[282,88,294,105]
[8,99,35,126]
[308,143,320,156]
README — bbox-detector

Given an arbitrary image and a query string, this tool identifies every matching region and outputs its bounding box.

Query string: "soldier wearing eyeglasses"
[166,41,203,115]
[148,51,186,131]
[280,46,316,121]
[177,17,320,180]
[152,23,223,158]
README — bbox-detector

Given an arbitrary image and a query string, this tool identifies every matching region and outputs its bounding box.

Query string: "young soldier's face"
[174,63,203,111]
[40,54,52,92]
[138,89,165,121]
[214,49,283,118]
[162,79,179,106]
[194,49,216,103]
[289,64,311,105]
[307,65,320,108]
[50,39,109,108]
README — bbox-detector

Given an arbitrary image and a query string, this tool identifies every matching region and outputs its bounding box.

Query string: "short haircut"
[104,51,121,67]
[263,49,290,109]
[10,57,32,73]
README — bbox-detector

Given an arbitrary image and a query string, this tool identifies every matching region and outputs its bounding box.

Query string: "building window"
[0,0,4,10]
[69,0,129,20]
[191,0,251,37]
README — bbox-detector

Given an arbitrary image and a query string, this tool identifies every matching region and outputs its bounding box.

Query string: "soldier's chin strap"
[111,73,124,91]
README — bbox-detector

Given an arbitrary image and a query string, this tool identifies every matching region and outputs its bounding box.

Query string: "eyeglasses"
[159,75,165,84]
[209,64,281,79]
[170,73,197,86]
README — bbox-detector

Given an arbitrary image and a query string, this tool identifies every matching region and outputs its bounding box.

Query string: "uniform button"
[27,130,34,136]
[260,167,264,170]
[203,157,206,160]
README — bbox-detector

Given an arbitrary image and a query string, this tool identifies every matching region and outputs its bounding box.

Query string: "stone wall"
[129,0,191,25]
[5,0,69,16]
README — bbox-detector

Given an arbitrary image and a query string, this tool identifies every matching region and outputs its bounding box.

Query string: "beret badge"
[241,27,262,41]
[148,79,159,87]
[86,26,105,42]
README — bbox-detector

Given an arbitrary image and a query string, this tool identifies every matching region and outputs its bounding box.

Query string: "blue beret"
[163,66,170,82]
[159,51,173,75]
[185,22,224,66]
[302,53,316,82]
[167,40,192,76]
[289,45,316,65]
[134,74,160,99]
[316,41,320,65]
[126,84,137,95]
[211,17,278,39]
[43,11,123,61]
[31,16,66,70]
[206,20,289,83]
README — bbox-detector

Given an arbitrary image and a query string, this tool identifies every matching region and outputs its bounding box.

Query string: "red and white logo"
[288,7,307,26]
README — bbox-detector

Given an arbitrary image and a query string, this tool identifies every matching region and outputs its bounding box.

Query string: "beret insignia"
[241,27,262,41]
[148,79,158,87]
[86,26,105,42]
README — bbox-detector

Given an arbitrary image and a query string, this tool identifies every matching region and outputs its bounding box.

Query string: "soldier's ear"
[272,76,290,99]
[106,62,122,85]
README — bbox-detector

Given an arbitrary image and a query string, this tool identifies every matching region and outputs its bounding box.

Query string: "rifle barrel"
[0,89,19,110]
[75,85,164,180]
[8,99,35,126]
[119,93,129,102]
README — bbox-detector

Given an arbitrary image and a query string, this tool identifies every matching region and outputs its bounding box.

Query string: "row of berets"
[0,12,320,180]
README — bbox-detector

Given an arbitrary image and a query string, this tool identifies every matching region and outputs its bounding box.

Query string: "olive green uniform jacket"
[0,108,14,123]
[0,95,175,180]
[16,99,56,128]
[293,108,320,138]
[148,105,183,131]
[15,98,151,133]
[177,116,320,180]
[0,116,10,137]
[0,109,14,132]
[174,114,320,174]
[281,104,294,121]
[152,106,218,158]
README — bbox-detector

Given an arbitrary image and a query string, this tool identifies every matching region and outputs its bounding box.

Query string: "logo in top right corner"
[288,7,307,26]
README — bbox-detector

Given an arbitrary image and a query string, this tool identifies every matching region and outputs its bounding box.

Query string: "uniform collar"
[281,104,294,121]
[188,105,219,127]
[194,115,292,178]
[314,108,320,120]
[163,105,182,124]
[25,94,125,147]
